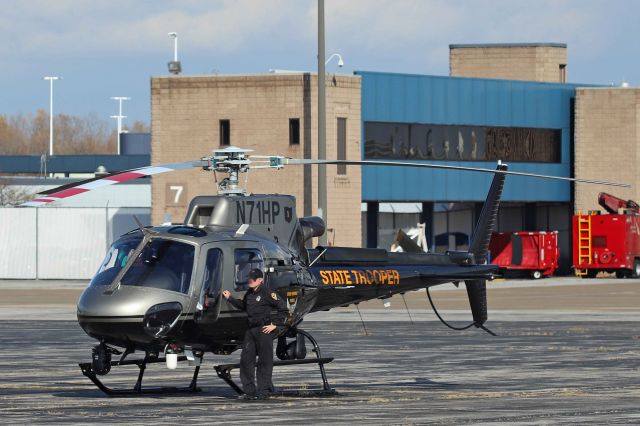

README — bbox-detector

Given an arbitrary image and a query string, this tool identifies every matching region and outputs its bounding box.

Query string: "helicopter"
[22,146,628,396]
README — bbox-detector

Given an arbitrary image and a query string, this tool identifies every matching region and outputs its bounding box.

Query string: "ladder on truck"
[575,213,592,276]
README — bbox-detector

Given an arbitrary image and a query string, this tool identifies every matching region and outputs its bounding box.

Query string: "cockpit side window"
[234,248,264,291]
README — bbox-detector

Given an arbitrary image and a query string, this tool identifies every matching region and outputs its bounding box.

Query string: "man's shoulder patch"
[271,292,278,300]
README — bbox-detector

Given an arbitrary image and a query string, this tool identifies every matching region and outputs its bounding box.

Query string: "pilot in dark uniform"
[222,268,288,400]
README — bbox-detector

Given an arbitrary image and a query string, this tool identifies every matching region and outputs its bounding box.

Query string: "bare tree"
[128,120,150,133]
[0,111,147,155]
[0,181,35,206]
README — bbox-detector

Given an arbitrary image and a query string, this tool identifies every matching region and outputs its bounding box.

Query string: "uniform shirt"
[227,284,288,329]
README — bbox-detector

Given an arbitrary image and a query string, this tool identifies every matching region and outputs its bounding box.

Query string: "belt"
[248,319,270,328]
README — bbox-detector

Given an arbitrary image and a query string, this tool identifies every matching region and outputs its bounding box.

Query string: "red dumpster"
[489,231,559,279]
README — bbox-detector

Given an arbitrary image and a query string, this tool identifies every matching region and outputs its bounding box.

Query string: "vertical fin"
[465,163,508,326]
[469,163,508,264]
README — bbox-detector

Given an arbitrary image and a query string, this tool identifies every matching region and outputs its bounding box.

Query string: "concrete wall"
[574,88,640,212]
[0,207,150,279]
[450,44,567,83]
[150,74,362,247]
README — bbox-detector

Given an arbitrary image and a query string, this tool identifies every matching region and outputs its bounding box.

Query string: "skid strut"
[214,329,337,397]
[79,353,202,396]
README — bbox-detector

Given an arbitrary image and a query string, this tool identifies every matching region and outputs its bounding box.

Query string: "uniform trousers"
[240,326,274,396]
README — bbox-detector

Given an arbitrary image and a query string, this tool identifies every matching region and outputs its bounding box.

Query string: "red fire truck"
[573,192,640,278]
[489,231,559,279]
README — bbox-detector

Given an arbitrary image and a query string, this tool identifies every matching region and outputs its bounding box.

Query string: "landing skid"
[79,354,201,396]
[214,329,338,397]
[80,330,336,397]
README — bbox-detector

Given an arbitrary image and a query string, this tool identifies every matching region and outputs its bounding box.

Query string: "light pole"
[43,76,60,156]
[168,32,178,61]
[318,0,327,245]
[317,6,344,246]
[168,32,182,75]
[110,97,130,155]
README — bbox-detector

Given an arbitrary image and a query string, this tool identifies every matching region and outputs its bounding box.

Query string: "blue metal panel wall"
[121,133,151,155]
[357,71,579,202]
[0,154,150,174]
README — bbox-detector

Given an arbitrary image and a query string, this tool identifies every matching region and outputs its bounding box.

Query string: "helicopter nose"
[77,285,149,318]
[77,285,190,346]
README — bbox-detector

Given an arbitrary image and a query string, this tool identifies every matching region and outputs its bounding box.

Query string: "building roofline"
[575,85,640,90]
[354,70,598,88]
[449,42,567,49]
[151,72,360,79]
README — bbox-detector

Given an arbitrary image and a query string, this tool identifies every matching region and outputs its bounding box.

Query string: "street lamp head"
[325,53,344,68]
[168,32,177,38]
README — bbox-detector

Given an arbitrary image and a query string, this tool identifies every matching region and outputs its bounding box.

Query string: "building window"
[364,121,561,163]
[559,64,566,83]
[219,119,230,146]
[289,118,300,145]
[337,117,347,175]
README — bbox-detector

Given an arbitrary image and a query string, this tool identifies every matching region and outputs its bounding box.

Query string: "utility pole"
[317,0,328,245]
[110,97,130,155]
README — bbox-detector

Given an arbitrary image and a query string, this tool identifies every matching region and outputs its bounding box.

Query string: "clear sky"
[1,0,638,126]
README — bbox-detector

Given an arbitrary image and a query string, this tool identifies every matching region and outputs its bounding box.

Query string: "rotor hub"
[202,146,253,195]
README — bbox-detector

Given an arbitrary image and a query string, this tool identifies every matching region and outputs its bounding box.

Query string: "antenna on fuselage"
[133,215,157,236]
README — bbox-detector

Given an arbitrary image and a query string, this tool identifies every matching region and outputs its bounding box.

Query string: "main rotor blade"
[20,160,207,207]
[282,159,630,188]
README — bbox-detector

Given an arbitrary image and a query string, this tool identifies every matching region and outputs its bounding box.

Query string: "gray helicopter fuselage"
[76,225,497,355]
[77,193,498,355]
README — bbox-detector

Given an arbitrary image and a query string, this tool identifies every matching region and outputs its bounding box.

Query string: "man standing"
[222,269,288,400]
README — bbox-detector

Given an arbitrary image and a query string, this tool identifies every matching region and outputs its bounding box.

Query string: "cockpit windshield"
[90,236,142,287]
[89,237,196,295]
[121,239,195,294]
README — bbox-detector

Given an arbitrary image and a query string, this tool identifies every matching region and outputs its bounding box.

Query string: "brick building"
[574,87,640,212]
[450,43,567,83]
[150,73,362,247]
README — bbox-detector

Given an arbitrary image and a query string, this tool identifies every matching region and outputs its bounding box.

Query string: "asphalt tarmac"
[0,278,639,424]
